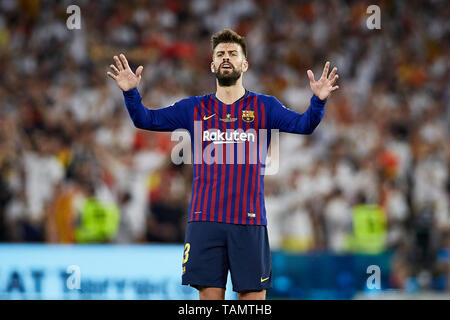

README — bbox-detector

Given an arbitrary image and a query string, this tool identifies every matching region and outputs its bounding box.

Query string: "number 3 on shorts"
[182,243,191,264]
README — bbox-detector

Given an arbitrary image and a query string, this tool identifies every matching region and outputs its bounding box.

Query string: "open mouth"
[221,63,233,70]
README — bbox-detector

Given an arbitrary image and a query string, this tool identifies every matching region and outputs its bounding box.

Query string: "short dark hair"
[211,29,247,58]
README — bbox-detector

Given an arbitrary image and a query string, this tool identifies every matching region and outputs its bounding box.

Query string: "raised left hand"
[307,61,339,100]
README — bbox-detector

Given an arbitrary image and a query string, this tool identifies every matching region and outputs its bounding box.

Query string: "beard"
[214,64,241,87]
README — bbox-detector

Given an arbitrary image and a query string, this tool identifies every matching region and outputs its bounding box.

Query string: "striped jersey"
[123,88,326,226]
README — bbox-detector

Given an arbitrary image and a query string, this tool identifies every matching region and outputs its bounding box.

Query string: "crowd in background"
[0,0,448,292]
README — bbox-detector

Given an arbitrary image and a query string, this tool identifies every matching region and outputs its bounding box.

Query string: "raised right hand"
[107,53,143,91]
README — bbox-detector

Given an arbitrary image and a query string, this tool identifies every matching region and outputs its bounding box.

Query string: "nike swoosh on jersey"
[203,114,215,120]
[261,276,270,283]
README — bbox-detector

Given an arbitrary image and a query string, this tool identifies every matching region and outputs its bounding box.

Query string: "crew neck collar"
[213,89,249,105]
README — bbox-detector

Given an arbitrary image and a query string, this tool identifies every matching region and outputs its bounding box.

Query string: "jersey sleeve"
[267,94,326,134]
[123,88,191,131]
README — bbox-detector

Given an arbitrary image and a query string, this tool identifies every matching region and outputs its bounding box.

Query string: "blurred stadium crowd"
[0,0,448,291]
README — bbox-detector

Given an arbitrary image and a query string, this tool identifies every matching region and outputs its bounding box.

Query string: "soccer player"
[107,29,339,300]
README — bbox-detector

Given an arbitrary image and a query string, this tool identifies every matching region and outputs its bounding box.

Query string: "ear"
[210,61,215,73]
[242,59,249,72]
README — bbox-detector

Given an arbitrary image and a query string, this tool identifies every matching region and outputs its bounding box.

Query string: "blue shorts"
[181,221,272,292]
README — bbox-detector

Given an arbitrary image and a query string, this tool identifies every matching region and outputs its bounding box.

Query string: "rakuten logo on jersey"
[169,121,280,175]
[203,129,255,144]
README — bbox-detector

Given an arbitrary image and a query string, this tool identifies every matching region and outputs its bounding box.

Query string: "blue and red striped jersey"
[123,88,326,225]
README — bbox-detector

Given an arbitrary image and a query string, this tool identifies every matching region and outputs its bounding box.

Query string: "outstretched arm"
[269,61,339,134]
[107,54,189,131]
